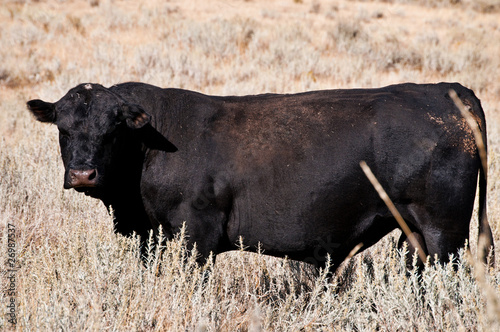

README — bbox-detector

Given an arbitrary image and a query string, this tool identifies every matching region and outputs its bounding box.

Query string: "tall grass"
[2,0,500,330]
[3,215,500,330]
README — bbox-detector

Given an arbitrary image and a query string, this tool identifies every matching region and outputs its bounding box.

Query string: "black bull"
[27,82,494,270]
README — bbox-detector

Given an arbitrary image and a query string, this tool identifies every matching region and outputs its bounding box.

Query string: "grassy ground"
[2,0,500,330]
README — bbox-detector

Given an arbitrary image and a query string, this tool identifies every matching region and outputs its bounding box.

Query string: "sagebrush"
[2,0,500,330]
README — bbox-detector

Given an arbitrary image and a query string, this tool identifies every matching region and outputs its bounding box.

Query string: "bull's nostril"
[88,169,97,181]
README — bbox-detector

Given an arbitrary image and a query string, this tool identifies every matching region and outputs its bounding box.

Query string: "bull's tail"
[478,151,494,266]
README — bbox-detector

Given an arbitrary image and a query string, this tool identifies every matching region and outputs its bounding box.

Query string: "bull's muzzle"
[68,169,98,188]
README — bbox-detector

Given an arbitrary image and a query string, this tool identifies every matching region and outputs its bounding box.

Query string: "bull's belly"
[226,195,378,257]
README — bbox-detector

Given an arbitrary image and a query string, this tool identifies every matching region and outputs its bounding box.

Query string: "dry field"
[2,0,500,330]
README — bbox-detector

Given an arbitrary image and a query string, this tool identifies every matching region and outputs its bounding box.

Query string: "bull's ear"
[27,99,56,123]
[121,104,151,129]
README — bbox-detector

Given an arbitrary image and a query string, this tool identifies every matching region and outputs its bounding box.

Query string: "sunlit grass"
[1,0,500,330]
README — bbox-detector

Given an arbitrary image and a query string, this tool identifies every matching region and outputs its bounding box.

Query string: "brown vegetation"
[2,0,500,330]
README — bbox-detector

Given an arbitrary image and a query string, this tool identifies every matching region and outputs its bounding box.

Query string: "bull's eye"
[59,133,69,147]
[58,127,71,142]
[59,131,69,139]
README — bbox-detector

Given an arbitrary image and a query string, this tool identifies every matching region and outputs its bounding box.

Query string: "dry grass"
[2,0,500,330]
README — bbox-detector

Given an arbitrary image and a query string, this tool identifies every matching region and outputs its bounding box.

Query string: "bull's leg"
[401,201,471,268]
[419,226,469,266]
[105,199,154,261]
[168,202,228,265]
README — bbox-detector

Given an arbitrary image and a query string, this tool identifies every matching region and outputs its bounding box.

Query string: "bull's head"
[27,83,151,198]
